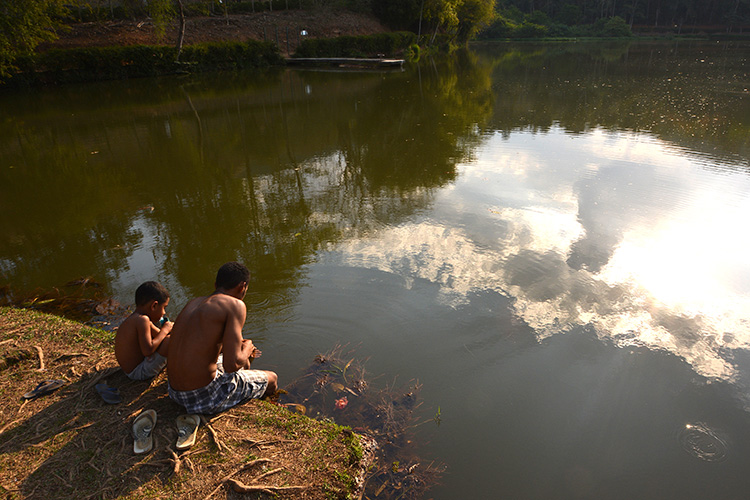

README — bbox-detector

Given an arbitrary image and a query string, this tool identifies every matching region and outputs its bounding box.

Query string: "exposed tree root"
[200,415,224,452]
[226,479,307,494]
[203,458,273,500]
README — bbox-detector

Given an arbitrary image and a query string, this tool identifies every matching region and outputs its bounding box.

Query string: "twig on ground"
[34,345,45,371]
[226,479,307,494]
[54,353,89,362]
[52,472,73,489]
[252,467,283,482]
[243,438,293,448]
[0,417,22,435]
[83,366,119,391]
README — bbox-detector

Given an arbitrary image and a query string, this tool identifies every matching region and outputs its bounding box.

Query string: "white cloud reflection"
[325,127,750,384]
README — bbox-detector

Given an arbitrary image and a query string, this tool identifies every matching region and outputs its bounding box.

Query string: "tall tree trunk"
[175,0,186,61]
[418,0,424,39]
[630,0,639,27]
[429,22,440,46]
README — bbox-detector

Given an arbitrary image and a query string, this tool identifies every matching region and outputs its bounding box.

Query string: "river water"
[2,40,750,499]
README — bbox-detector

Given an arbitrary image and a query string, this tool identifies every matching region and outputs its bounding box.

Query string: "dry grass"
[0,306,369,500]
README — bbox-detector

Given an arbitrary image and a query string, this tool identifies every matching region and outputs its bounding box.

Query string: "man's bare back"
[167,262,278,412]
[167,292,258,391]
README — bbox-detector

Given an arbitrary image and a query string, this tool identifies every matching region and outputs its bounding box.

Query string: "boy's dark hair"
[215,262,250,290]
[135,281,170,306]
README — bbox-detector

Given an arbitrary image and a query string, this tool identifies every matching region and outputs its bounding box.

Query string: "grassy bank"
[0,306,372,499]
[1,31,415,88]
[4,40,283,87]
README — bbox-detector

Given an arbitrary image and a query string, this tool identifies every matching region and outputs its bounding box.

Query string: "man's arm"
[220,298,253,372]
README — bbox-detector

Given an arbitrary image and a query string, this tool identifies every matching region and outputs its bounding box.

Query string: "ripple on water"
[679,423,728,462]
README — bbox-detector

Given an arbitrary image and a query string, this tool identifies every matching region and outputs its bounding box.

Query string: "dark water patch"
[282,344,445,499]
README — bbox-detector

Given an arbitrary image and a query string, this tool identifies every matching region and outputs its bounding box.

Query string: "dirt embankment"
[42,9,389,56]
[0,306,373,500]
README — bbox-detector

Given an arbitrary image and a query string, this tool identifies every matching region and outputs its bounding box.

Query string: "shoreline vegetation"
[2,1,749,88]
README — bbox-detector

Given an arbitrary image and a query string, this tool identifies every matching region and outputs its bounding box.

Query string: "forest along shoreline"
[0,299,443,499]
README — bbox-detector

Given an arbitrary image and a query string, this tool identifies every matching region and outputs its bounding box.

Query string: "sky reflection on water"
[325,125,750,390]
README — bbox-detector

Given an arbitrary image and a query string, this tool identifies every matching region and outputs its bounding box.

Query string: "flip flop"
[175,414,200,450]
[133,409,157,454]
[95,383,122,404]
[22,379,65,399]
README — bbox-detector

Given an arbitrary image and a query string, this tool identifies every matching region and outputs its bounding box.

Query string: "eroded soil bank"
[41,9,389,56]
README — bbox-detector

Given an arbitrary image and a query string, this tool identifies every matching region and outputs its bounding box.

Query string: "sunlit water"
[2,40,750,498]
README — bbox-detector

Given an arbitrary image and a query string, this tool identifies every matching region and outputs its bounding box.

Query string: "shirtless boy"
[167,262,278,415]
[115,281,173,380]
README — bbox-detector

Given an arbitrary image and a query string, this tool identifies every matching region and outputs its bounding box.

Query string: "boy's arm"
[221,299,252,372]
[137,315,171,357]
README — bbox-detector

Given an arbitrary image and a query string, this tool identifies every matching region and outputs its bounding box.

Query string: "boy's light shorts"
[126,352,167,380]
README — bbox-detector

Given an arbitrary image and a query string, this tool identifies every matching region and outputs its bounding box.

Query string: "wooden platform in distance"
[285,58,405,69]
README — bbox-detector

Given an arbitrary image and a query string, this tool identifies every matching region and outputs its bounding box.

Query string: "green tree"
[0,0,64,77]
[456,0,496,42]
[147,0,187,60]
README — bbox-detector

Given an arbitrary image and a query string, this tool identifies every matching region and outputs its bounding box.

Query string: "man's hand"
[242,339,262,359]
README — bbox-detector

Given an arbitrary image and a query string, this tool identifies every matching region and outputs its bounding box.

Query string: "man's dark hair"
[215,262,250,290]
[135,281,170,306]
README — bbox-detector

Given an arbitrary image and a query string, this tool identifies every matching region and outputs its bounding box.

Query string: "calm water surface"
[2,41,750,499]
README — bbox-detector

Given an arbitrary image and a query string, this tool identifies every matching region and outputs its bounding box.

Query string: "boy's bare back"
[115,313,162,373]
[167,292,251,391]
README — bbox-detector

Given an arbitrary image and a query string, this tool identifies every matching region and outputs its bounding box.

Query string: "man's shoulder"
[206,293,246,311]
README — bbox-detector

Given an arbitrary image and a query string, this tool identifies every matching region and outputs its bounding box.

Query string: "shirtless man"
[167,262,278,415]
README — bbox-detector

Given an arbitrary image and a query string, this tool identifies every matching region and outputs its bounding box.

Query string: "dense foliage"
[0,0,64,77]
[371,0,497,44]
[492,0,750,31]
[5,40,282,86]
[293,31,417,57]
[478,12,633,38]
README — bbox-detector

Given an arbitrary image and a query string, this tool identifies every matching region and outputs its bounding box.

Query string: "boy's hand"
[160,321,174,333]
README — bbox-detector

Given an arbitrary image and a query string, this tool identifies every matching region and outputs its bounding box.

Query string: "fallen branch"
[34,345,45,371]
[226,479,307,494]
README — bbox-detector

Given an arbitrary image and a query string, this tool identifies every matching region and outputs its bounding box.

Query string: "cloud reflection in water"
[324,126,750,390]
